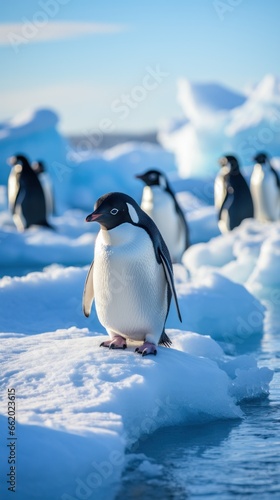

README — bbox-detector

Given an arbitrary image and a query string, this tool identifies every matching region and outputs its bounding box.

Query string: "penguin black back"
[8,154,51,230]
[217,155,254,231]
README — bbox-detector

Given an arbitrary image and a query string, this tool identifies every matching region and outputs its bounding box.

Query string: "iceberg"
[159,74,280,178]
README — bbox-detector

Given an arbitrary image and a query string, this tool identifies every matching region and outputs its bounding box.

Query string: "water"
[117,302,280,499]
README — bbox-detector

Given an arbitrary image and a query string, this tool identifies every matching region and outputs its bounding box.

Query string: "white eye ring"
[110,208,119,215]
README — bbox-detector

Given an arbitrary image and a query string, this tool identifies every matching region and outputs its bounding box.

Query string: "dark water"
[117,303,280,499]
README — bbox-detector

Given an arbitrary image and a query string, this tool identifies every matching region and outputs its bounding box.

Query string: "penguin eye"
[149,173,157,180]
[110,208,119,215]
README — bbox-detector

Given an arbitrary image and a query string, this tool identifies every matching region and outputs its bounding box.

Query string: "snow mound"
[0,210,95,271]
[0,108,58,139]
[168,270,265,344]
[182,219,280,299]
[0,108,69,192]
[178,79,246,120]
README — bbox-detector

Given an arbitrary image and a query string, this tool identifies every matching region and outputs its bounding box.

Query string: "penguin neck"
[220,165,231,176]
[142,185,166,201]
[99,223,138,247]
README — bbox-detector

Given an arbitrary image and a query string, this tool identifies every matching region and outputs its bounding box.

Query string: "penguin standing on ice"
[7,154,51,231]
[32,160,55,216]
[214,155,254,233]
[250,152,280,222]
[136,169,189,262]
[83,192,182,356]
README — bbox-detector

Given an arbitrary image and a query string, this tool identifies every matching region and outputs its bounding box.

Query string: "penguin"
[214,155,254,233]
[136,169,189,263]
[250,152,280,222]
[7,154,51,231]
[32,160,55,216]
[83,192,182,356]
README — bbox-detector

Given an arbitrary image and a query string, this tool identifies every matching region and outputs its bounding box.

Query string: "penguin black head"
[86,192,141,230]
[32,160,45,174]
[136,169,168,189]
[8,154,31,167]
[253,152,269,165]
[218,155,240,173]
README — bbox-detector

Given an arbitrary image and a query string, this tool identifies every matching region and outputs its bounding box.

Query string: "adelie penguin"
[32,160,55,217]
[250,152,280,222]
[136,169,189,262]
[7,154,51,231]
[83,192,182,356]
[214,155,254,233]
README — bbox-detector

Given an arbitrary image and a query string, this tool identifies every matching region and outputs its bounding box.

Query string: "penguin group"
[214,152,280,232]
[7,154,55,231]
[83,151,280,356]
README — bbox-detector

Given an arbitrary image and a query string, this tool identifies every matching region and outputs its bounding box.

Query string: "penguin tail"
[159,330,172,347]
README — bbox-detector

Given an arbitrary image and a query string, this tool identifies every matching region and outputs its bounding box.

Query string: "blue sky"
[1,0,280,134]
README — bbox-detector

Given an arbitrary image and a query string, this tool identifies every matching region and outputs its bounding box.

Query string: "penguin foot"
[135,342,157,357]
[100,335,127,350]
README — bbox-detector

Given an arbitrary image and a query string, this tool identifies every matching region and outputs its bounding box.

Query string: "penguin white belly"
[214,170,227,210]
[8,173,18,211]
[251,168,280,221]
[94,224,168,343]
[141,186,183,261]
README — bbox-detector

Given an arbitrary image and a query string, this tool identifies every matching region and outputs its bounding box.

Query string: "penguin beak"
[85,211,102,223]
[135,173,144,181]
[218,157,228,168]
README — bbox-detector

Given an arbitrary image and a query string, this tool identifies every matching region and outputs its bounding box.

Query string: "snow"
[159,74,280,178]
[0,326,273,499]
[183,218,280,298]
[0,99,278,499]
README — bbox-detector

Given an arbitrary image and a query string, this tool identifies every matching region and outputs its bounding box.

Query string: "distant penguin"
[32,160,55,216]
[250,152,280,222]
[214,155,254,233]
[83,192,182,356]
[136,169,189,262]
[7,154,51,231]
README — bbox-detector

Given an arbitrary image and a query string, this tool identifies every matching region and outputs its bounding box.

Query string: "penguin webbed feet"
[135,341,157,357]
[100,335,127,350]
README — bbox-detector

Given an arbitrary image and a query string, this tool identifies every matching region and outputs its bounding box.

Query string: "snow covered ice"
[159,74,280,178]
[0,75,279,499]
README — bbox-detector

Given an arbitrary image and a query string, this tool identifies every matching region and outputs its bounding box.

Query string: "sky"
[1,0,280,135]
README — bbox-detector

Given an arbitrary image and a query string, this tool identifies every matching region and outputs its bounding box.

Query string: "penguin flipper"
[83,261,94,317]
[12,185,26,213]
[175,200,190,250]
[159,249,182,323]
[218,186,234,221]
[271,166,280,189]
